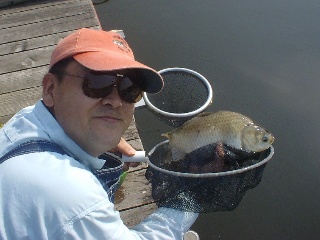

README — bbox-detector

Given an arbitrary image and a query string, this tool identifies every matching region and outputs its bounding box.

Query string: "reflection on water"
[95,1,320,239]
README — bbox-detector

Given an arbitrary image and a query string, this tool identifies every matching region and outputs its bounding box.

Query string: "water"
[94,1,320,239]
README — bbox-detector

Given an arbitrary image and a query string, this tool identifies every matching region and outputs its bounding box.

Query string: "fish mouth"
[269,135,275,145]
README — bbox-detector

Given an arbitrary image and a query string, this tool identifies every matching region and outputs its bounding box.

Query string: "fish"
[161,110,274,161]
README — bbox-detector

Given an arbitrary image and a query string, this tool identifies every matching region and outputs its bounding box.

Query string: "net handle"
[143,67,213,118]
[146,140,275,178]
[121,151,147,162]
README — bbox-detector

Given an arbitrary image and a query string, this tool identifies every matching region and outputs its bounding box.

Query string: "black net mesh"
[146,141,273,213]
[144,69,212,127]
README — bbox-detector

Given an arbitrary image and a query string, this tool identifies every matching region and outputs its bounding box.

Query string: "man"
[0,28,198,239]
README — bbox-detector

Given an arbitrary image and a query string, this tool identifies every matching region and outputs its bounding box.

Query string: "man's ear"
[42,73,56,107]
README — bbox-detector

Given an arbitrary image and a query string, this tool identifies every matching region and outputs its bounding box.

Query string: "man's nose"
[101,87,122,108]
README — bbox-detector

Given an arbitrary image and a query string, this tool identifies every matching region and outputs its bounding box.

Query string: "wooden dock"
[0,0,156,227]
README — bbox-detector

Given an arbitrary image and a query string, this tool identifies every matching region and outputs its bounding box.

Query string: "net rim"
[143,67,213,118]
[146,140,274,178]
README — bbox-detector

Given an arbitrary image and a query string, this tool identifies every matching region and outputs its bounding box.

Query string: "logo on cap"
[113,36,131,54]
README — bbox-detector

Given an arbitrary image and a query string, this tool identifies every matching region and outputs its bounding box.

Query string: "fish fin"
[161,132,170,138]
[196,112,212,118]
[171,147,187,161]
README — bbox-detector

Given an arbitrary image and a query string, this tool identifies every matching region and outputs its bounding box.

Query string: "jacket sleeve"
[50,154,198,240]
[58,198,198,240]
[131,207,199,240]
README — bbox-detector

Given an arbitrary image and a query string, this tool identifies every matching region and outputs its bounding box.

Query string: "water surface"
[95,1,320,239]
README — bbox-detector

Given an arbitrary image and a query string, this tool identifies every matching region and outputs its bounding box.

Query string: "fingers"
[109,138,141,171]
[109,137,136,156]
[122,162,140,171]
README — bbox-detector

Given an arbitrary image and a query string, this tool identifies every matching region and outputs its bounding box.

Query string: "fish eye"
[262,136,269,142]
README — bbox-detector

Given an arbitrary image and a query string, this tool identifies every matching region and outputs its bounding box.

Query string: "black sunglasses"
[59,71,144,103]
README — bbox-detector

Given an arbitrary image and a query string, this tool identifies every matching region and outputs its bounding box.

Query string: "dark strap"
[0,140,67,164]
[0,139,124,174]
[0,140,122,202]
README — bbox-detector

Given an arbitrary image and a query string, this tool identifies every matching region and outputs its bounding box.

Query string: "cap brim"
[73,51,163,93]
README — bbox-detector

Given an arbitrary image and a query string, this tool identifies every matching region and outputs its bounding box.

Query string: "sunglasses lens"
[82,72,143,103]
[119,77,143,103]
[82,73,115,98]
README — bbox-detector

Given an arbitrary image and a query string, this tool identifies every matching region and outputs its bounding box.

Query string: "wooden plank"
[122,117,145,160]
[0,0,54,13]
[125,118,145,150]
[115,166,158,227]
[0,46,55,74]
[0,66,44,94]
[120,203,157,228]
[0,0,101,121]
[0,1,91,28]
[0,13,99,46]
[115,168,154,212]
[0,0,92,16]
[0,87,42,122]
[0,31,73,56]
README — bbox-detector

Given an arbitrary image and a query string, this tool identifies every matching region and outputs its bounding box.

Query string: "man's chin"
[101,137,123,151]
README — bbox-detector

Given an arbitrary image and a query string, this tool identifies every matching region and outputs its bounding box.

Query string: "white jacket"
[0,100,198,240]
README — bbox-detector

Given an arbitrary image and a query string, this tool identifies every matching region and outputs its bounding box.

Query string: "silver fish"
[161,110,274,161]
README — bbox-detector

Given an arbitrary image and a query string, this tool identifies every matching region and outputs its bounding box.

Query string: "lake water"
[94,1,320,239]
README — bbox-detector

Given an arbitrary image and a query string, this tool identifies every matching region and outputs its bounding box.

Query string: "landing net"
[146,140,274,213]
[143,68,213,127]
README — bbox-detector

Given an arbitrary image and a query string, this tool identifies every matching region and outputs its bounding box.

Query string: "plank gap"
[0,0,80,16]
[1,11,95,31]
[119,201,156,213]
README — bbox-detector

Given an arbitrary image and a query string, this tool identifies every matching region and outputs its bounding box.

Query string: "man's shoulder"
[0,151,112,240]
[0,151,105,197]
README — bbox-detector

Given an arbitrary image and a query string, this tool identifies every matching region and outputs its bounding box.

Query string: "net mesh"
[146,141,273,213]
[144,69,212,127]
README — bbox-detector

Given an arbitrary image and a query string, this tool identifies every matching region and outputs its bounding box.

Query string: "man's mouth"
[96,115,122,123]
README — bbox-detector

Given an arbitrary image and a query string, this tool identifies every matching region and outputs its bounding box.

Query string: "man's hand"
[109,137,140,171]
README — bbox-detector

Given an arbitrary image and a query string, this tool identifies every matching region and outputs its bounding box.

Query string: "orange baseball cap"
[49,28,163,93]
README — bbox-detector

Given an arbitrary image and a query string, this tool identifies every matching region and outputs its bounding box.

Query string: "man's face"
[43,60,135,157]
